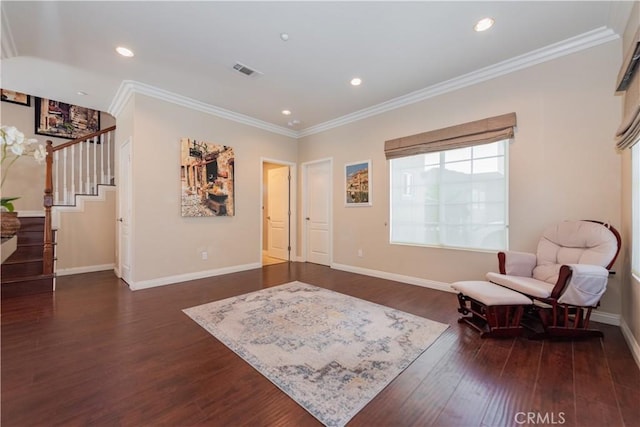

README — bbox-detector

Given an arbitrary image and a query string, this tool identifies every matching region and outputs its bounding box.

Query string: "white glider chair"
[486,220,621,339]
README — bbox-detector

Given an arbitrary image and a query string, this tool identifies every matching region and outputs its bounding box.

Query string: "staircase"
[1,125,115,298]
[1,216,55,298]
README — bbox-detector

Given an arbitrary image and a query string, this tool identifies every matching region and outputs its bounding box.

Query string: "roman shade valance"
[384,112,517,160]
[615,27,640,150]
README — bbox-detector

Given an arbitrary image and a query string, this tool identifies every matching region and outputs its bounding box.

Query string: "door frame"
[301,158,333,264]
[117,137,133,284]
[260,158,297,264]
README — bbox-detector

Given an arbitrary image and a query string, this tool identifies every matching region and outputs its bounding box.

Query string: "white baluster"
[54,151,59,204]
[107,131,112,184]
[93,136,97,194]
[86,139,90,194]
[71,145,75,202]
[63,149,68,205]
[100,133,105,184]
[79,142,83,194]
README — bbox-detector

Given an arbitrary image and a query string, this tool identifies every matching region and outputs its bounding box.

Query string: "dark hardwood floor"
[2,262,639,426]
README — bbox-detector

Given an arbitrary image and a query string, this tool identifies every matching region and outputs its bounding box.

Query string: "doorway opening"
[261,160,296,266]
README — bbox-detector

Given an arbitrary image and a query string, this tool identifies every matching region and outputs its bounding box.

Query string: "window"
[633,143,640,277]
[390,140,508,251]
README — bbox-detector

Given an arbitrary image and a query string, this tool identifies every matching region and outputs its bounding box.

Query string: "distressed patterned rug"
[183,281,448,427]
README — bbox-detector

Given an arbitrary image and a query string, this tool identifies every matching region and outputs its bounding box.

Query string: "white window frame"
[389,140,509,252]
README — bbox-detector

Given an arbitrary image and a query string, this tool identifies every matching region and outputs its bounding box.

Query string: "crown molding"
[298,27,619,137]
[108,80,298,138]
[107,80,136,119]
[108,27,618,141]
[0,5,17,59]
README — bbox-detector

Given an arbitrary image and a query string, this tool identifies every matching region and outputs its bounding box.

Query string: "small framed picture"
[1,89,31,106]
[345,160,371,206]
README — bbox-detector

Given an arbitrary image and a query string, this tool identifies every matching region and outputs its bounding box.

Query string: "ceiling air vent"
[232,62,263,78]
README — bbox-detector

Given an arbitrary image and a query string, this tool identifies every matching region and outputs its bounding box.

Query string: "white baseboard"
[57,263,115,276]
[620,319,640,370]
[591,311,621,326]
[330,263,455,294]
[130,262,262,291]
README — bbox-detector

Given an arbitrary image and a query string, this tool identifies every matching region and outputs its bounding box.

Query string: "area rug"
[183,281,448,427]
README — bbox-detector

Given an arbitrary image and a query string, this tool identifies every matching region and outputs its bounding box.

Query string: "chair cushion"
[533,221,618,284]
[486,272,555,298]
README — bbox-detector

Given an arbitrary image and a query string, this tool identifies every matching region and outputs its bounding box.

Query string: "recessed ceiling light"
[77,91,88,96]
[350,77,362,86]
[474,17,495,32]
[282,110,292,116]
[287,119,301,127]
[116,46,134,57]
[280,32,289,41]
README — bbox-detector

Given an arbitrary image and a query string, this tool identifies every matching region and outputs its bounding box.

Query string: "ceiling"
[0,1,634,136]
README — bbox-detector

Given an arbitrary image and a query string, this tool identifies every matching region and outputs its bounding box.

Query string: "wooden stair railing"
[43,125,116,275]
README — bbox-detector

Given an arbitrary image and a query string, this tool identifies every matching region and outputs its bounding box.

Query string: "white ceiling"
[0,1,634,136]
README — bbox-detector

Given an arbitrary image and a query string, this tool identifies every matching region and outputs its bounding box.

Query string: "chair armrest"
[556,264,609,306]
[498,251,537,276]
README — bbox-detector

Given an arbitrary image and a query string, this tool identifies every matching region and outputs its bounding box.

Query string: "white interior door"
[305,160,331,266]
[267,166,289,260]
[118,138,132,284]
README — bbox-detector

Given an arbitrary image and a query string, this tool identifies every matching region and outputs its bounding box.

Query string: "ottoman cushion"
[451,280,532,306]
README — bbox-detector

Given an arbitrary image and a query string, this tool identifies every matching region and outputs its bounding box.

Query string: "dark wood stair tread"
[1,273,55,285]
[2,255,44,265]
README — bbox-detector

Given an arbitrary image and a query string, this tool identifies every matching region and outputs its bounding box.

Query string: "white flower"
[10,141,25,156]
[33,144,47,163]
[1,126,17,145]
[1,125,48,190]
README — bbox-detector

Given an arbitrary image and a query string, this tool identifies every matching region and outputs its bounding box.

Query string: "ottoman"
[451,280,533,338]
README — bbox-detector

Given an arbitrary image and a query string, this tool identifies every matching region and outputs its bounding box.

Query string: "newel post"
[43,140,54,275]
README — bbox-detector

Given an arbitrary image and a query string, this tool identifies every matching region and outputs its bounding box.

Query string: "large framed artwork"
[35,98,100,139]
[1,89,30,106]
[345,160,371,206]
[181,138,235,216]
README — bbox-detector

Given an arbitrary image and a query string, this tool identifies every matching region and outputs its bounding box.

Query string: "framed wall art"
[1,89,31,106]
[181,137,235,217]
[35,98,100,139]
[345,160,371,206]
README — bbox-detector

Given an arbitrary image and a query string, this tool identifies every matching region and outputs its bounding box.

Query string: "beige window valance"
[384,112,517,160]
[615,26,640,150]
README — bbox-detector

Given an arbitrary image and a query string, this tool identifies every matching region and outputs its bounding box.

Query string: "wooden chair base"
[537,304,604,340]
[457,294,527,339]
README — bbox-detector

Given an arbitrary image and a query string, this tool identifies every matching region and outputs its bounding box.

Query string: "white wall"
[298,41,623,315]
[56,188,116,274]
[124,94,297,286]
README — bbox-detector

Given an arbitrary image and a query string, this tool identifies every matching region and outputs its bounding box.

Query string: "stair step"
[17,218,45,232]
[1,274,54,298]
[11,244,45,259]
[2,259,44,278]
[17,231,45,245]
[2,252,44,264]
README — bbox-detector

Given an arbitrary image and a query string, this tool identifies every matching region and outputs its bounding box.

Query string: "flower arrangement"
[1,125,47,212]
